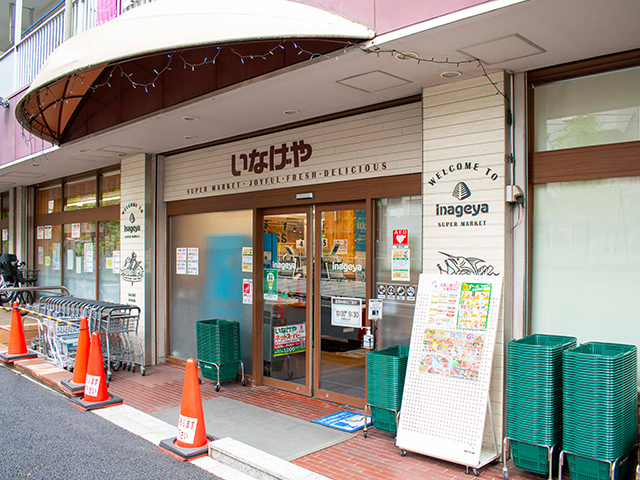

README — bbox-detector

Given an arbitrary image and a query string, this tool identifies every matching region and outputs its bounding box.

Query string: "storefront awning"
[16,0,375,144]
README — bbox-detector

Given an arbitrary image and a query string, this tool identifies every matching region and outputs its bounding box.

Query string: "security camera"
[506,185,525,204]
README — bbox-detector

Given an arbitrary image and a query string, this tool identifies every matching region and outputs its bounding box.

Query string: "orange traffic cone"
[0,301,37,363]
[70,332,122,411]
[159,358,214,461]
[61,317,91,394]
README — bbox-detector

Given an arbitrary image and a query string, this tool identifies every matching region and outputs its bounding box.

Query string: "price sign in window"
[331,297,362,328]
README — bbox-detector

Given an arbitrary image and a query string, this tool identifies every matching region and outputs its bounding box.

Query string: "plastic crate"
[199,360,238,383]
[366,345,409,409]
[510,440,556,476]
[196,319,241,383]
[565,452,632,480]
[370,405,398,433]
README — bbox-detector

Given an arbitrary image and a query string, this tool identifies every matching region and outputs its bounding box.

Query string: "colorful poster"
[393,229,409,247]
[37,226,44,240]
[273,323,306,356]
[187,247,199,275]
[242,247,253,272]
[176,247,187,274]
[264,269,278,300]
[427,279,460,327]
[52,243,60,270]
[457,283,492,330]
[71,223,81,238]
[392,247,410,281]
[38,247,44,265]
[420,329,484,381]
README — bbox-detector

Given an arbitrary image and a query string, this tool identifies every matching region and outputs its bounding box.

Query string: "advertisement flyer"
[37,226,44,240]
[243,278,253,304]
[187,247,199,275]
[242,247,253,272]
[428,279,461,327]
[273,323,306,356]
[457,283,492,330]
[419,329,484,381]
[176,247,187,274]
[84,243,94,273]
[391,247,410,281]
[71,223,81,238]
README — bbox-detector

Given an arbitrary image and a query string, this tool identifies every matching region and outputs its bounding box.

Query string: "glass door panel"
[316,205,367,403]
[262,212,310,395]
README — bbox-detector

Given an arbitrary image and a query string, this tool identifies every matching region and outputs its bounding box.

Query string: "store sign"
[232,141,312,176]
[121,202,143,239]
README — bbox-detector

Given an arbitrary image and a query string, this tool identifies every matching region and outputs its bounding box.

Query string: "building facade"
[1,0,639,454]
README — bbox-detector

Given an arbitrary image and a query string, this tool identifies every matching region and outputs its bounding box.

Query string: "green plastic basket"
[196,319,241,383]
[366,345,409,410]
[370,405,399,433]
[510,440,557,476]
[565,452,632,480]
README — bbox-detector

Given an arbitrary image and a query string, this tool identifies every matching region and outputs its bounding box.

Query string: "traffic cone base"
[1,302,37,363]
[60,378,85,395]
[158,434,215,461]
[0,350,38,363]
[70,393,123,411]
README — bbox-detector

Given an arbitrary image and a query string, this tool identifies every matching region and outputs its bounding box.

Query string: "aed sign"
[393,229,409,247]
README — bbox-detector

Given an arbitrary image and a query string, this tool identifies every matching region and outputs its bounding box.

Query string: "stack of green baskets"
[366,345,409,433]
[196,319,241,382]
[506,334,576,475]
[563,342,637,480]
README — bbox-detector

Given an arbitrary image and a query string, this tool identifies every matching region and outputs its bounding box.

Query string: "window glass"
[375,195,422,349]
[531,177,640,385]
[63,222,97,299]
[100,171,121,207]
[534,66,640,152]
[1,194,9,219]
[99,220,120,302]
[38,184,62,214]
[65,176,97,211]
[36,224,62,288]
[169,210,253,375]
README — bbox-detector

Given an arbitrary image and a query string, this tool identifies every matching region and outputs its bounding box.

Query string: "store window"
[534,66,640,152]
[530,57,640,385]
[375,195,422,349]
[65,175,97,211]
[35,169,120,300]
[0,193,9,253]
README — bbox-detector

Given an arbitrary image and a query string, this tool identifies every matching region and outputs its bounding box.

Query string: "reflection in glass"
[263,214,308,386]
[99,220,120,302]
[63,222,97,299]
[65,176,97,211]
[319,208,366,399]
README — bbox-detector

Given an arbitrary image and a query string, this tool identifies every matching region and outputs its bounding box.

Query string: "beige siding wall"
[422,73,507,445]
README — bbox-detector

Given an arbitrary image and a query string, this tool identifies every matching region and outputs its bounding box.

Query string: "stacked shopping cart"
[32,296,144,379]
[196,319,245,391]
[505,334,576,477]
[364,345,409,436]
[561,342,637,480]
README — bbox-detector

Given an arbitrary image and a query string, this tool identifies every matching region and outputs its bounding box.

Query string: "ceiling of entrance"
[2,0,640,189]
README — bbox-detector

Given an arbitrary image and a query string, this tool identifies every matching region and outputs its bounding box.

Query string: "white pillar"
[64,0,74,40]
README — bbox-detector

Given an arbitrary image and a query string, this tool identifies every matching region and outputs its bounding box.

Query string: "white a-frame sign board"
[396,273,503,469]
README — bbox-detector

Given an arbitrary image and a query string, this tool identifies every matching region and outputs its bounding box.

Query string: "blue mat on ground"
[312,411,372,432]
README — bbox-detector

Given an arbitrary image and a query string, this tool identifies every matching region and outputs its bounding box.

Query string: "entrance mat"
[312,411,372,432]
[152,397,354,461]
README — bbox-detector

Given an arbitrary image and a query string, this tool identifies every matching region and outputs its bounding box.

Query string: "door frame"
[313,201,370,407]
[258,205,313,396]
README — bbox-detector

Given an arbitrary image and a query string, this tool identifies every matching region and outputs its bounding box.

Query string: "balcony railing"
[0,0,153,99]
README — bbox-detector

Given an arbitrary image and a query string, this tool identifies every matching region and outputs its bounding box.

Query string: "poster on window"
[273,323,306,356]
[112,250,120,274]
[187,247,199,275]
[84,243,94,273]
[52,243,61,270]
[71,223,81,238]
[176,247,187,274]
[37,226,44,240]
[45,225,52,240]
[242,247,253,272]
[392,247,410,281]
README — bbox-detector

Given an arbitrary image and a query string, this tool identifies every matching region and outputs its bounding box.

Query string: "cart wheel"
[198,377,202,385]
[400,450,406,457]
[127,363,132,371]
[363,431,368,438]
[215,384,220,392]
[502,469,508,480]
[473,468,480,477]
[141,367,146,376]
[112,361,120,372]
[242,379,246,386]
[107,372,112,382]
[287,371,294,379]
[131,364,136,373]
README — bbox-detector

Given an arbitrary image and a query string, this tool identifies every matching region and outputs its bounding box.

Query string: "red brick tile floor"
[107,364,553,480]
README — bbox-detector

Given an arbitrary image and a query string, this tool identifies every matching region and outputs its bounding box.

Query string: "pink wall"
[299,0,490,34]
[0,88,54,166]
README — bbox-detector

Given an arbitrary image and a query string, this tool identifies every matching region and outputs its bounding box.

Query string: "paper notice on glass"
[76,257,82,274]
[84,243,94,273]
[392,247,410,281]
[112,251,120,274]
[45,225,52,240]
[52,243,61,270]
[242,247,253,272]
[187,247,199,275]
[67,250,74,270]
[37,226,44,240]
[331,297,362,328]
[243,278,253,304]
[38,247,44,265]
[176,247,187,274]
[71,223,81,238]
[2,229,7,242]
